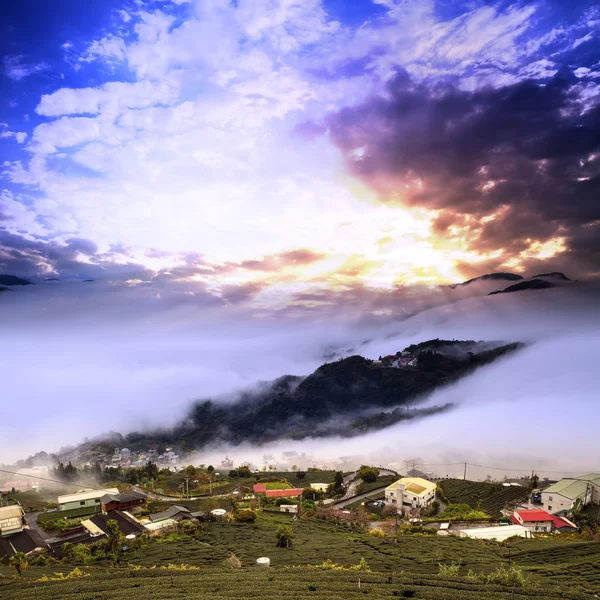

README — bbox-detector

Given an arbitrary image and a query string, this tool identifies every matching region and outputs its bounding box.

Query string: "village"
[1,453,599,578]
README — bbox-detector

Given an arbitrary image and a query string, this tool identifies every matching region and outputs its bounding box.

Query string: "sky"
[1,0,600,468]
[1,0,599,307]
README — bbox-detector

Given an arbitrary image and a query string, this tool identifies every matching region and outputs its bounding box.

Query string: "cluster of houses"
[375,352,419,368]
[381,474,590,541]
[108,447,180,469]
[0,486,207,563]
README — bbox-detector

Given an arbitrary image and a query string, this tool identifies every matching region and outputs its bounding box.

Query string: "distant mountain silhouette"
[449,272,523,288]
[0,275,33,286]
[489,279,555,295]
[532,272,570,280]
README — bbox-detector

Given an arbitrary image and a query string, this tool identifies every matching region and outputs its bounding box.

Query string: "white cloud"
[0,130,28,143]
[3,55,48,80]
[36,79,180,117]
[0,189,47,236]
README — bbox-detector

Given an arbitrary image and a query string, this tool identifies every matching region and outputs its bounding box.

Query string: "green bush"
[359,466,380,483]
[438,562,460,577]
[235,509,257,523]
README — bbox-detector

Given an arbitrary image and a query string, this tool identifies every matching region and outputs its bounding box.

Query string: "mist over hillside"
[1,275,599,474]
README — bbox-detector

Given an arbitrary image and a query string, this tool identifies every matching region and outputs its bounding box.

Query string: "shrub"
[235,509,257,523]
[224,552,242,569]
[370,528,385,537]
[296,471,306,479]
[466,566,534,588]
[438,562,460,577]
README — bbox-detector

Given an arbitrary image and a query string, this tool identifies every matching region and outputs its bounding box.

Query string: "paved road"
[331,486,390,509]
[26,511,55,541]
[131,485,230,502]
[341,469,398,501]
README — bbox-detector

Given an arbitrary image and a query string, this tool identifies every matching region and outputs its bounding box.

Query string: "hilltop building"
[384,477,436,514]
[542,473,600,514]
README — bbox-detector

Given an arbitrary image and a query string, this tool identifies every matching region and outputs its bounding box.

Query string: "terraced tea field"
[1,566,598,600]
[438,479,530,517]
[2,514,599,598]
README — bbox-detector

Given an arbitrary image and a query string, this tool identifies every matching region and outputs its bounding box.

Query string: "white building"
[0,504,25,537]
[541,473,600,514]
[57,488,119,511]
[385,477,436,514]
[458,524,532,541]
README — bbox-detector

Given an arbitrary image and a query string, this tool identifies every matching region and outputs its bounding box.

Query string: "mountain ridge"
[56,339,523,462]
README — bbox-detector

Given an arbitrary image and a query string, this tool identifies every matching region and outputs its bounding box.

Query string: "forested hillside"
[77,339,522,454]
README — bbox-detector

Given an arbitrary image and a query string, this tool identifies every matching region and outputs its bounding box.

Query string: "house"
[541,473,600,514]
[265,488,303,499]
[384,477,436,514]
[280,504,298,514]
[0,504,26,537]
[144,518,178,536]
[87,510,146,537]
[101,491,147,514]
[511,509,555,532]
[253,483,267,493]
[457,524,532,540]
[57,488,119,511]
[552,515,578,532]
[149,505,192,522]
[0,528,48,563]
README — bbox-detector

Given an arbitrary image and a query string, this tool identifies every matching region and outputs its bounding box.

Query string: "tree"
[62,543,91,565]
[359,466,379,484]
[9,552,28,577]
[207,465,214,473]
[296,471,306,479]
[531,472,539,489]
[237,466,252,478]
[276,524,294,548]
[185,465,197,477]
[105,519,123,558]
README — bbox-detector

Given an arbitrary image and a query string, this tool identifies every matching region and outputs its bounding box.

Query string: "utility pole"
[184,478,190,499]
[463,462,467,480]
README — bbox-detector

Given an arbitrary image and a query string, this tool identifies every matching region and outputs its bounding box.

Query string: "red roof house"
[512,509,556,532]
[253,484,266,493]
[551,515,577,531]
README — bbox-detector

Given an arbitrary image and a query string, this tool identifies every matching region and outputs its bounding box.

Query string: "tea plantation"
[1,513,600,598]
[438,479,530,517]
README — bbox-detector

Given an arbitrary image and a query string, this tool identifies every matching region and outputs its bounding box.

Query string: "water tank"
[125,534,136,540]
[256,557,270,567]
[211,509,227,520]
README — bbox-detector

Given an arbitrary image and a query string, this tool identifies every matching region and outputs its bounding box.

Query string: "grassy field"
[356,475,397,495]
[36,504,101,523]
[438,479,530,517]
[260,471,338,488]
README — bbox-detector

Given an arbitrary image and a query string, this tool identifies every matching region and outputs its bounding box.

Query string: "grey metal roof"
[149,505,191,522]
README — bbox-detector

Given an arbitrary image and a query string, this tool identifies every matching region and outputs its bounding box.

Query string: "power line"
[0,467,106,492]
[417,462,599,475]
